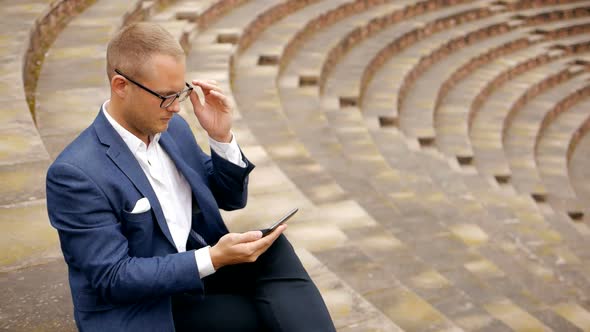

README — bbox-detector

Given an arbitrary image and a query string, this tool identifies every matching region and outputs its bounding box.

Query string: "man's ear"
[111,75,128,98]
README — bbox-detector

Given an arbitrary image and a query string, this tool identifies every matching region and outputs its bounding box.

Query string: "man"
[46,22,335,332]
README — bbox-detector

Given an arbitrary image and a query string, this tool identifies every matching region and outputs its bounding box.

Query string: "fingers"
[211,226,287,269]
[209,90,231,109]
[249,225,287,255]
[189,88,202,111]
[235,230,263,243]
[192,79,222,94]
[191,79,231,109]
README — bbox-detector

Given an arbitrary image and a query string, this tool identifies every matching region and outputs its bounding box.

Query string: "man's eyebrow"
[154,83,186,96]
[159,90,177,96]
[158,87,184,96]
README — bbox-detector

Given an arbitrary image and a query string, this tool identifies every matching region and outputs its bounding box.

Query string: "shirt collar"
[101,100,161,153]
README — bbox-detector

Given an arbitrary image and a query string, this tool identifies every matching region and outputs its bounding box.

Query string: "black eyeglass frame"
[114,69,193,109]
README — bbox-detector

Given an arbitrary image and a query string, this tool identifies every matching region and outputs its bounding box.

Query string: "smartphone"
[260,208,298,237]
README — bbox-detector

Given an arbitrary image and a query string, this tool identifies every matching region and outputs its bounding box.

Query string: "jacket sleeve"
[205,149,255,211]
[46,161,203,305]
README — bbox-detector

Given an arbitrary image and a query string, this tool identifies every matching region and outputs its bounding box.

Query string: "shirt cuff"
[194,246,216,279]
[208,132,246,168]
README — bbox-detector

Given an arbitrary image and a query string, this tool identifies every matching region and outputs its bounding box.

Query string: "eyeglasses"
[115,69,193,109]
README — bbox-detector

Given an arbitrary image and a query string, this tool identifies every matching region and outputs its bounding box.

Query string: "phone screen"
[260,208,298,236]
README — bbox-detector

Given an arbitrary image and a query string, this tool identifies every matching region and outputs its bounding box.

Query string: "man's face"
[122,54,187,140]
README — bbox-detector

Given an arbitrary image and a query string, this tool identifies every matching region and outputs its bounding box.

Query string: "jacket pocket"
[120,208,155,257]
[121,208,153,224]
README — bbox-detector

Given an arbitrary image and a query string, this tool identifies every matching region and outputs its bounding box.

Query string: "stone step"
[0,0,54,270]
[34,0,142,159]
[0,1,144,329]
[234,0,494,326]
[398,5,590,142]
[232,2,590,330]
[471,59,572,181]
[0,259,75,331]
[360,1,590,127]
[278,0,412,79]
[186,0,350,207]
[254,72,590,327]
[324,1,492,100]
[2,2,399,331]
[233,71,470,330]
[33,0,226,159]
[568,117,590,207]
[434,32,590,162]
[13,0,147,273]
[324,105,590,326]
[295,247,404,331]
[536,91,590,218]
[185,1,404,328]
[370,126,590,325]
[505,71,589,203]
[220,140,402,330]
[300,0,590,278]
[0,199,60,270]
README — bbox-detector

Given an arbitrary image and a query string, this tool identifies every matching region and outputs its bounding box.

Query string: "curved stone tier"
[536,82,590,216]
[435,26,590,159]
[230,0,590,331]
[568,110,590,205]
[0,0,61,277]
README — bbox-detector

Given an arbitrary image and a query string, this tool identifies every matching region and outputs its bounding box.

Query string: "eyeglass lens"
[161,88,191,108]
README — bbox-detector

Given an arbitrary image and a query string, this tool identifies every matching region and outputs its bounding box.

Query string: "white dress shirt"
[102,100,245,278]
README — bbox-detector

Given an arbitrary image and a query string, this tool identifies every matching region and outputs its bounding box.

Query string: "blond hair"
[106,22,185,81]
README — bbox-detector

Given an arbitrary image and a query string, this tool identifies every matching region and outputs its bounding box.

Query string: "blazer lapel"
[93,111,177,250]
[159,132,222,234]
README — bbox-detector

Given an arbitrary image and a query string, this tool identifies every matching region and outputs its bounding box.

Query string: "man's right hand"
[209,225,287,270]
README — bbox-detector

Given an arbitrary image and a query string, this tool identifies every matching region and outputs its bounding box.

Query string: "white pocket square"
[131,197,151,214]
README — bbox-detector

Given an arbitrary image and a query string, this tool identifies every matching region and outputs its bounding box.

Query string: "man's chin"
[156,122,169,133]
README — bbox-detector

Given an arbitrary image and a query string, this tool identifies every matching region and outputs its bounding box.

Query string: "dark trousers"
[171,235,336,332]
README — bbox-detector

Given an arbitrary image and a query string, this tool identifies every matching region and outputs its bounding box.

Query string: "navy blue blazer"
[46,110,255,331]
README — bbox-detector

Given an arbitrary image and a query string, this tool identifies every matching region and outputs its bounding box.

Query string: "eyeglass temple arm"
[114,69,166,100]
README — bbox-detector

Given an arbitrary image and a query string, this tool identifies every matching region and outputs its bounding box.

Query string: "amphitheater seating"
[349,2,590,217]
[397,5,590,141]
[4,0,590,331]
[568,110,590,205]
[535,82,590,214]
[182,0,405,328]
[233,0,590,330]
[363,5,590,136]
[434,30,590,161]
[233,2,473,330]
[0,0,58,273]
[504,66,589,202]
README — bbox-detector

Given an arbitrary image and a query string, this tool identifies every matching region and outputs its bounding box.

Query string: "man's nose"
[166,98,181,113]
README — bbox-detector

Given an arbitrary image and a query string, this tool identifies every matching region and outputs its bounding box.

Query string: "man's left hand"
[189,80,232,143]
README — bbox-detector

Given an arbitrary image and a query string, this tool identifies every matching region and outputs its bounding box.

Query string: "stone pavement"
[2,0,590,331]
